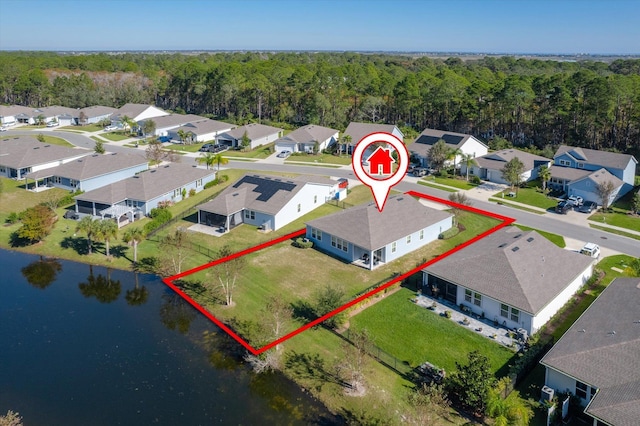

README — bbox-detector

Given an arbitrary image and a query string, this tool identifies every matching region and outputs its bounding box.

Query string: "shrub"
[6,212,20,224]
[189,188,196,197]
[438,169,450,178]
[149,207,172,222]
[438,227,460,240]
[470,175,481,185]
[204,174,229,189]
[292,237,313,249]
[444,310,452,319]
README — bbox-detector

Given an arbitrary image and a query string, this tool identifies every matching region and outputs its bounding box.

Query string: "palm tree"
[177,129,187,144]
[341,134,352,155]
[76,216,100,255]
[461,153,477,181]
[539,165,551,193]
[196,151,216,170]
[447,148,463,176]
[35,114,46,125]
[122,227,145,263]
[97,220,118,258]
[119,115,132,133]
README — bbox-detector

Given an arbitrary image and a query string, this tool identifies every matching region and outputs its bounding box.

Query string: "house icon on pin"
[366,146,395,175]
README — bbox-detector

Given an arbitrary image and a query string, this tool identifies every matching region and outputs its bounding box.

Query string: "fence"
[340,328,412,376]
[325,199,354,210]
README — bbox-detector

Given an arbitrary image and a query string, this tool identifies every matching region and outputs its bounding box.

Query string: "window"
[559,159,570,166]
[331,236,348,252]
[510,308,520,323]
[314,195,317,204]
[391,242,397,253]
[500,304,509,318]
[0,166,6,173]
[245,210,255,220]
[196,179,202,187]
[406,235,412,244]
[53,176,62,184]
[297,203,301,212]
[575,381,588,399]
[474,293,482,307]
[465,289,472,303]
[311,227,322,241]
[577,162,584,169]
[419,229,424,240]
[173,188,182,197]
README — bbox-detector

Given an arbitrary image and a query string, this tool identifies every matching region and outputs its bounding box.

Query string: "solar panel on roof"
[232,175,296,202]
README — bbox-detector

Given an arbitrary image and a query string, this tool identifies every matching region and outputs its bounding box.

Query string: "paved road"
[6,129,638,258]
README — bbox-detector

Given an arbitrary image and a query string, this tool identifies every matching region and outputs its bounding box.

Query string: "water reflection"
[125,273,149,306]
[20,256,62,289]
[78,265,121,303]
[159,291,196,334]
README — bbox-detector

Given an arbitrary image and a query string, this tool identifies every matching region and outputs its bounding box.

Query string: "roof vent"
[44,145,50,147]
[232,193,239,197]
[33,146,40,149]
[498,243,507,248]
[164,165,170,168]
[514,234,522,238]
[527,237,534,242]
[608,331,616,335]
[511,246,520,252]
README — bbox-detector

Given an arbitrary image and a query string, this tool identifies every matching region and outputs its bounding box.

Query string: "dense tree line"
[1,51,639,155]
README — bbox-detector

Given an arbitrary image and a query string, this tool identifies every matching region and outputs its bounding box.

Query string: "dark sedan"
[555,201,571,214]
[578,201,598,213]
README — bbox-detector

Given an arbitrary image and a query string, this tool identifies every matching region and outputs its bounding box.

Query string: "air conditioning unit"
[541,385,555,402]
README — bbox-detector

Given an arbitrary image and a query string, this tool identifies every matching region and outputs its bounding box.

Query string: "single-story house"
[273,124,339,154]
[25,152,148,192]
[216,123,283,150]
[74,163,215,227]
[197,174,347,232]
[0,136,91,180]
[422,227,594,335]
[340,122,404,154]
[462,149,551,184]
[0,105,33,126]
[410,128,488,168]
[142,113,208,137]
[110,103,169,129]
[306,195,452,270]
[550,145,638,202]
[168,119,236,143]
[541,277,640,426]
[559,167,624,206]
[77,106,117,125]
[13,105,78,126]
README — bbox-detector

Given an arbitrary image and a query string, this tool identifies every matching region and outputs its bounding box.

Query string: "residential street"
[5,127,639,258]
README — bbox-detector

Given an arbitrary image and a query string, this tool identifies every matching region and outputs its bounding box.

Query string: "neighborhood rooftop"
[474,149,550,171]
[277,124,338,145]
[224,123,283,140]
[541,277,640,426]
[343,122,401,144]
[410,128,487,157]
[424,227,594,315]
[149,113,208,128]
[0,136,89,169]
[555,145,638,170]
[75,163,214,204]
[174,119,234,135]
[306,195,451,251]
[26,152,148,181]
[198,174,336,216]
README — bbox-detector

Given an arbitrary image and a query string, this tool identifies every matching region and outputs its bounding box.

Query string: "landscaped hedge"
[292,237,313,248]
[438,226,460,240]
[144,207,173,234]
[204,174,228,189]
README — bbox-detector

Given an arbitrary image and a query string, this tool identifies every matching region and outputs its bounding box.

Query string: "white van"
[580,243,600,259]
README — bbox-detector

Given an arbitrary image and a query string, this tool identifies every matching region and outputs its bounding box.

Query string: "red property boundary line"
[162,191,515,355]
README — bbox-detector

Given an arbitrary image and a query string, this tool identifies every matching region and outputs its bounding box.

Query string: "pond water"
[0,249,337,425]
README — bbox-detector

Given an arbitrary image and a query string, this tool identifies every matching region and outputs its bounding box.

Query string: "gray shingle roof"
[541,278,640,426]
[36,105,78,117]
[175,119,235,135]
[555,145,637,171]
[306,195,452,251]
[424,227,594,314]
[276,124,338,144]
[549,165,592,181]
[0,105,36,117]
[0,136,91,169]
[474,149,550,171]
[26,152,147,181]
[222,123,283,141]
[75,163,214,204]
[111,103,167,121]
[343,122,403,144]
[198,174,336,216]
[410,128,487,157]
[149,114,207,129]
[573,168,624,189]
[78,105,117,118]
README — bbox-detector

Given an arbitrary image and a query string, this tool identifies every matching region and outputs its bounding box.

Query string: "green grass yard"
[489,198,546,214]
[166,143,206,153]
[349,287,515,374]
[588,211,640,232]
[418,181,458,192]
[514,224,566,247]
[431,176,478,190]
[2,134,74,147]
[589,224,640,240]
[60,124,103,132]
[222,144,275,159]
[285,153,353,165]
[494,184,558,210]
[101,132,131,141]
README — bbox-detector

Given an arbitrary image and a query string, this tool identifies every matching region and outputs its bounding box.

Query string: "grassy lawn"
[589,224,640,240]
[418,181,458,192]
[430,176,478,190]
[285,153,353,165]
[489,198,546,214]
[222,144,275,159]
[60,124,103,132]
[349,287,515,374]
[166,143,206,153]
[3,133,74,147]
[102,132,131,141]
[0,177,68,215]
[588,211,640,232]
[514,224,566,248]
[494,184,558,210]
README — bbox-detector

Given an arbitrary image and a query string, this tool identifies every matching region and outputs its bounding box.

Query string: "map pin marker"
[352,132,409,212]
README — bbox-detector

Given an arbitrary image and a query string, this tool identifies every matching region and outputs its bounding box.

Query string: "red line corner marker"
[163,191,514,355]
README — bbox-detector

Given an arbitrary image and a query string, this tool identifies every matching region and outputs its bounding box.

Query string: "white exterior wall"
[30,153,91,173]
[545,368,595,407]
[458,137,488,160]
[532,264,593,332]
[1,115,17,126]
[79,163,149,192]
[274,141,297,153]
[134,106,169,122]
[58,117,74,126]
[385,216,452,263]
[454,287,535,333]
[273,183,338,230]
[250,132,281,149]
[141,173,215,215]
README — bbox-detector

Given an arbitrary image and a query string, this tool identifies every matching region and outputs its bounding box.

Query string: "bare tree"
[244,296,293,373]
[158,229,190,276]
[145,140,165,167]
[448,192,473,226]
[211,245,245,306]
[338,328,371,396]
[596,180,616,211]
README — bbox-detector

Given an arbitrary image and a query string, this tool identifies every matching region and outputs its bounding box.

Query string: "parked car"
[578,201,597,213]
[104,125,117,131]
[46,121,58,127]
[580,243,600,259]
[566,195,584,207]
[555,201,571,214]
[413,167,428,177]
[63,210,79,220]
[158,136,171,143]
[199,143,214,152]
[0,125,7,132]
[276,150,292,158]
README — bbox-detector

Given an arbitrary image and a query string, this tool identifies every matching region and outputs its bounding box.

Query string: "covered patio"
[99,204,141,228]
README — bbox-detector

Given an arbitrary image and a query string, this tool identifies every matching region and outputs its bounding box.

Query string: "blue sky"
[0,0,638,54]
